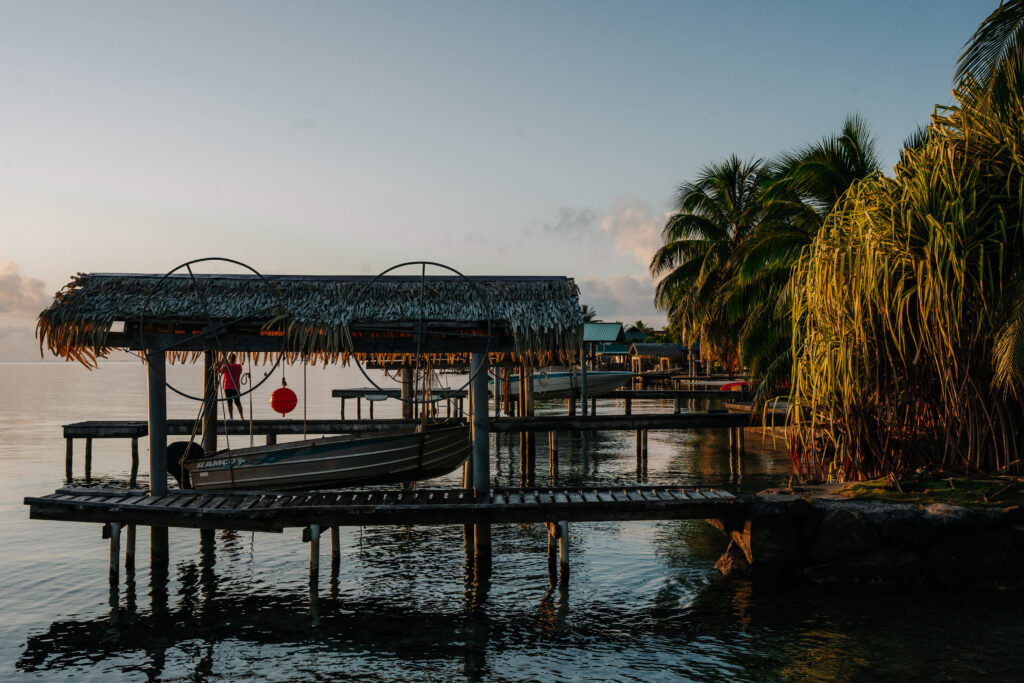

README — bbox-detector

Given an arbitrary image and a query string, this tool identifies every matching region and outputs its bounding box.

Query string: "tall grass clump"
[790,79,1024,480]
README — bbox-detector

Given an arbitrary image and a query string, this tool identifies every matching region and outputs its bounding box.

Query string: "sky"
[0,0,998,359]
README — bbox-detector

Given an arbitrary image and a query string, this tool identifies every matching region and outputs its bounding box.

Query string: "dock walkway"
[26,485,744,531]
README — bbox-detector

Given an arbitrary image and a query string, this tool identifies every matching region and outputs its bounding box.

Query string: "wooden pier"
[26,485,743,530]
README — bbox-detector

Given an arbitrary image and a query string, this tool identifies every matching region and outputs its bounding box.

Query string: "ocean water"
[2,361,1023,681]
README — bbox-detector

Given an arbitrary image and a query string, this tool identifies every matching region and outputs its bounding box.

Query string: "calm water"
[2,361,1023,681]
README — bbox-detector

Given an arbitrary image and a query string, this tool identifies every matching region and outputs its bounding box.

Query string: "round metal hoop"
[139,257,286,403]
[350,261,493,405]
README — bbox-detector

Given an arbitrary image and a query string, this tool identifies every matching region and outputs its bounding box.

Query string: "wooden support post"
[125,524,136,573]
[546,522,558,585]
[200,527,215,550]
[84,437,93,481]
[674,397,681,414]
[356,397,362,420]
[625,398,631,415]
[331,526,341,575]
[308,523,321,579]
[267,431,277,445]
[471,353,490,496]
[558,520,569,585]
[737,427,745,453]
[548,430,558,482]
[147,350,168,496]
[340,398,345,420]
[401,367,413,419]
[470,353,491,568]
[146,349,171,575]
[369,399,374,420]
[642,429,649,467]
[636,429,643,472]
[130,438,139,488]
[568,397,576,416]
[474,521,492,572]
[202,350,218,456]
[108,522,121,589]
[65,438,73,482]
[151,526,169,565]
[590,396,596,416]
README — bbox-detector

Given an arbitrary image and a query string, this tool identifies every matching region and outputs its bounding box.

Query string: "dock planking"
[25,486,746,532]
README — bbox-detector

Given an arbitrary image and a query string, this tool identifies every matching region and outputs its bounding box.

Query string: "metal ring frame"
[350,261,493,405]
[139,257,285,403]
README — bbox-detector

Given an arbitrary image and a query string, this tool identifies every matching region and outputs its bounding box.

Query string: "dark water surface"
[2,362,1023,681]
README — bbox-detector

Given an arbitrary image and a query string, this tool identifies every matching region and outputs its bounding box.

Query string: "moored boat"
[489,367,634,399]
[178,424,470,491]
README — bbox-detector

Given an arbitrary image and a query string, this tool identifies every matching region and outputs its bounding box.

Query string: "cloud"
[542,207,599,235]
[599,201,665,268]
[578,274,663,327]
[0,260,49,316]
[0,324,42,361]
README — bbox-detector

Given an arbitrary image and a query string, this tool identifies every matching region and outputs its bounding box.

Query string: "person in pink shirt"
[219,353,245,419]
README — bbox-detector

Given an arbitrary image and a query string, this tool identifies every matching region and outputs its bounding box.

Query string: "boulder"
[731,502,800,565]
[809,508,878,562]
[715,539,750,577]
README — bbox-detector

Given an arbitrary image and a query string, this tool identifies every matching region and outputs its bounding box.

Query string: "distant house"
[623,326,649,343]
[629,342,685,373]
[595,343,629,369]
[583,322,626,369]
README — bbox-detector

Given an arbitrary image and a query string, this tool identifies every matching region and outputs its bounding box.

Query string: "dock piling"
[308,523,321,578]
[546,522,558,585]
[65,438,73,482]
[125,524,136,573]
[558,521,569,585]
[107,521,121,589]
[130,438,139,488]
[548,430,559,483]
[84,438,93,481]
[470,353,492,568]
[331,526,340,575]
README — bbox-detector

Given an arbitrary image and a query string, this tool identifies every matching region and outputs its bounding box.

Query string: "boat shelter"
[582,322,624,369]
[37,271,582,508]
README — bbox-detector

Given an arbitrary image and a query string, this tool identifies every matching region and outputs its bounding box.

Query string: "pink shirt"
[221,363,243,391]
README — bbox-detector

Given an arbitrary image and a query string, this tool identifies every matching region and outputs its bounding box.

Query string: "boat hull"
[490,369,633,399]
[185,425,470,491]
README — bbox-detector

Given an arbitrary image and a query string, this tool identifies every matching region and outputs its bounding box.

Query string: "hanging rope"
[303,357,308,440]
[244,355,254,448]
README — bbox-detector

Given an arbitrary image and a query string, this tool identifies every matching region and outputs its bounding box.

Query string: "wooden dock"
[26,485,744,531]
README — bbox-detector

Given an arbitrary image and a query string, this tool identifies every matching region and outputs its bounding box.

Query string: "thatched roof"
[38,273,582,366]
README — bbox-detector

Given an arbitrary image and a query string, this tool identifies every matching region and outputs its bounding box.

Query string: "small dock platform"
[331,388,467,419]
[26,485,743,531]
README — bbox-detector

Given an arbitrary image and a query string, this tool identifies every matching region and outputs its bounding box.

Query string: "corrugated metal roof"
[583,322,625,342]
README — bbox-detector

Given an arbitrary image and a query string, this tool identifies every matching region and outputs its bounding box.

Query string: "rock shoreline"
[708,490,1024,589]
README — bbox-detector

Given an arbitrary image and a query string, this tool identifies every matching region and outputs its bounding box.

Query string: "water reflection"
[14,364,1024,680]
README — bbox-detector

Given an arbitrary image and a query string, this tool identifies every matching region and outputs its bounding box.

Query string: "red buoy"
[270,379,298,416]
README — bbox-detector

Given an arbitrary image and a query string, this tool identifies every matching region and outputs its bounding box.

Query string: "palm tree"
[955,0,1024,105]
[737,116,881,401]
[649,155,773,368]
[581,304,599,323]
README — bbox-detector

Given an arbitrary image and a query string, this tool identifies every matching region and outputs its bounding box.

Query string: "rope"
[303,358,308,440]
[245,355,254,448]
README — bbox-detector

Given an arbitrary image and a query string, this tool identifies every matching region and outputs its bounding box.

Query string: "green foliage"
[649,155,772,370]
[790,79,1024,480]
